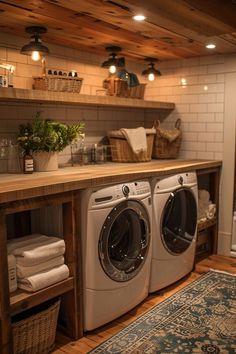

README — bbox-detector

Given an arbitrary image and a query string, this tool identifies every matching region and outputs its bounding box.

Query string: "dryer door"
[99,200,150,282]
[161,187,197,255]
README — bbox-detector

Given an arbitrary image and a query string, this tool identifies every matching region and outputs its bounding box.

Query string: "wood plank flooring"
[53,255,236,354]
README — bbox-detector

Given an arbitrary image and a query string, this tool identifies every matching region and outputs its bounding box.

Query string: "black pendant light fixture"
[142,57,161,81]
[101,46,125,74]
[20,26,49,62]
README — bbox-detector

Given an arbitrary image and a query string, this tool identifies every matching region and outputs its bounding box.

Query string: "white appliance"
[81,181,152,330]
[149,172,198,293]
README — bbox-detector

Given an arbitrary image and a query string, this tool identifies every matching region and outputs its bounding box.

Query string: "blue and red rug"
[89,270,236,354]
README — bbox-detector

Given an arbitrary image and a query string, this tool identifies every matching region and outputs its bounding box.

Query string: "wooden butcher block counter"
[0,159,221,204]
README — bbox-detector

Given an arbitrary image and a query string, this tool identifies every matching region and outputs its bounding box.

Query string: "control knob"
[122,185,130,196]
[178,176,183,185]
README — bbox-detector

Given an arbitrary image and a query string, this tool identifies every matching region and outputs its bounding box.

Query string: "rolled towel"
[7,234,48,254]
[120,127,147,154]
[17,264,69,292]
[16,255,65,279]
[13,237,65,266]
[206,203,216,220]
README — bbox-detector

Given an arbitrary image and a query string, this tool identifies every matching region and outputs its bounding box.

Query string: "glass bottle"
[23,151,34,174]
[7,142,21,173]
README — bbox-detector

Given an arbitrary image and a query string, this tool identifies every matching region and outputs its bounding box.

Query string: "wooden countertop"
[0,159,221,204]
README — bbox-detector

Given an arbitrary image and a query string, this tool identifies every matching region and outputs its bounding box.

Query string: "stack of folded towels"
[7,234,69,292]
[198,189,216,221]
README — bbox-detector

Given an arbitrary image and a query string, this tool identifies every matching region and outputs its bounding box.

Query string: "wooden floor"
[52,255,236,354]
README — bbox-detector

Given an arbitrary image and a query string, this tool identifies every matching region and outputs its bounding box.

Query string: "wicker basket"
[33,75,83,93]
[13,299,60,354]
[103,77,146,99]
[129,84,146,99]
[108,129,155,162]
[152,119,182,159]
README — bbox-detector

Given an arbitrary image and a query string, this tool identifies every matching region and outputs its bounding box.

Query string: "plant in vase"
[18,111,85,171]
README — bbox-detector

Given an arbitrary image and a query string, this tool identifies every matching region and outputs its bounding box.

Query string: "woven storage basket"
[33,75,83,93]
[108,129,155,162]
[103,77,146,99]
[152,119,182,159]
[129,83,146,99]
[13,298,60,354]
[103,77,129,97]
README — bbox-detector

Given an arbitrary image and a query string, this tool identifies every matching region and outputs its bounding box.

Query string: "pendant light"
[101,46,125,74]
[20,26,49,62]
[142,58,161,81]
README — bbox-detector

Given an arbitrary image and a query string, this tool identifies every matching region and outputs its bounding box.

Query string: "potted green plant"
[18,111,85,171]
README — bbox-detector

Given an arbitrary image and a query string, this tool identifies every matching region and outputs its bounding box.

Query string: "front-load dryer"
[149,172,198,293]
[81,181,152,330]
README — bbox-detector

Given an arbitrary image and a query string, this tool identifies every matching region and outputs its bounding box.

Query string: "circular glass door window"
[161,188,197,255]
[99,200,150,282]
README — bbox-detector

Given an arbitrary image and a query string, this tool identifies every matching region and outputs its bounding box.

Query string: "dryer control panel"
[90,181,150,207]
[154,172,197,193]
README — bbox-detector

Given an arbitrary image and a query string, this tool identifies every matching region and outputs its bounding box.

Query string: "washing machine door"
[161,187,197,255]
[99,200,150,282]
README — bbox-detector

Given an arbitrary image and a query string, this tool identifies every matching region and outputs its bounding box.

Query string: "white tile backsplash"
[0,32,235,164]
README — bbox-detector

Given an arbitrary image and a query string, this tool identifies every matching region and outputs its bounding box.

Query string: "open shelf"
[10,277,74,316]
[0,87,175,110]
[197,218,217,232]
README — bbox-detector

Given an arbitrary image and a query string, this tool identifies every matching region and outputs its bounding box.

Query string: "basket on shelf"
[129,83,146,99]
[12,298,60,354]
[33,75,83,93]
[152,119,182,159]
[103,76,146,99]
[108,129,155,162]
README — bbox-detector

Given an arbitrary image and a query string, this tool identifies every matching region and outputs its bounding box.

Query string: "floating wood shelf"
[0,87,175,110]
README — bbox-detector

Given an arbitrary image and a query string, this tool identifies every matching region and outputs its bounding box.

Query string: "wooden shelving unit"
[10,277,74,316]
[196,167,220,260]
[197,218,217,232]
[0,191,83,354]
[0,87,175,110]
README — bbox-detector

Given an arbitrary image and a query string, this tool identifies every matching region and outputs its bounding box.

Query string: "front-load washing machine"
[149,172,198,293]
[81,181,152,330]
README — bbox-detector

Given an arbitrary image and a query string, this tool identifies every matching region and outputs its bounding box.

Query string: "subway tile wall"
[144,54,232,160]
[1,32,234,169]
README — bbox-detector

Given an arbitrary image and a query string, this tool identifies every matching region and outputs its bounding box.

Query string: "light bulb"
[133,14,146,21]
[206,43,216,49]
[109,65,116,74]
[148,73,155,81]
[31,51,40,61]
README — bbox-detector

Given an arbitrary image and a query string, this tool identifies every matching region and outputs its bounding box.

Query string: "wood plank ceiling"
[0,0,236,63]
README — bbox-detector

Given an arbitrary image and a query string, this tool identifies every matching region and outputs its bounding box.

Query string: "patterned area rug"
[89,270,236,354]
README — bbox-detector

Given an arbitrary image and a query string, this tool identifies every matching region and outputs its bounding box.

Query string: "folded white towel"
[17,264,69,292]
[16,255,65,279]
[7,234,48,254]
[198,189,210,202]
[13,237,65,266]
[120,127,147,154]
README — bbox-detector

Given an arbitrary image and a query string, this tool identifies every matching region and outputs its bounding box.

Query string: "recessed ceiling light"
[132,14,146,21]
[206,43,216,49]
